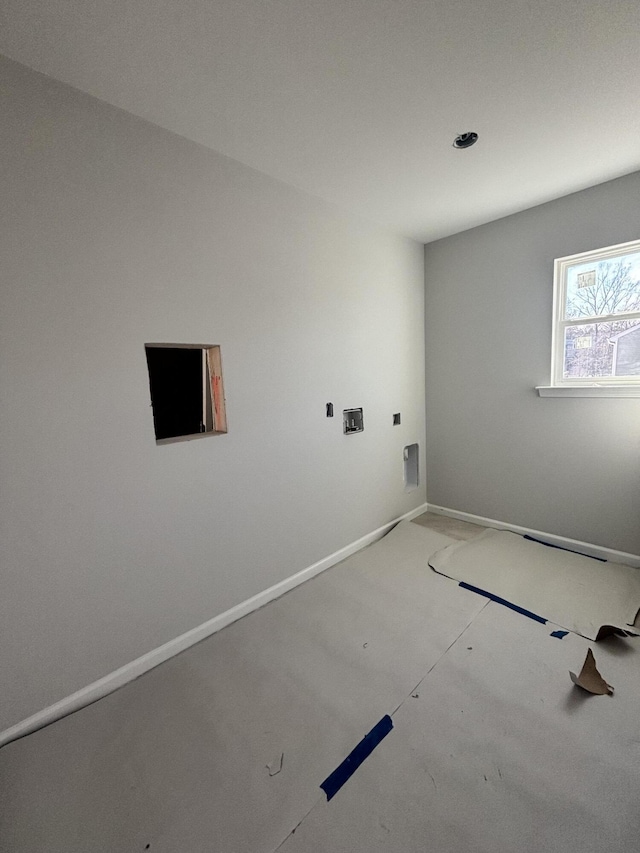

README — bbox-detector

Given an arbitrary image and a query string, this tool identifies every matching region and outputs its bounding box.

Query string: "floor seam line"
[270,599,490,849]
[272,798,322,852]
[389,599,489,717]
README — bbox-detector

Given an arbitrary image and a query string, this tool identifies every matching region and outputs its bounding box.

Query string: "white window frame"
[541,239,640,395]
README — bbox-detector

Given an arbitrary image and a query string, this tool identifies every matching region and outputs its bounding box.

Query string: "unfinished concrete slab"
[411,510,486,541]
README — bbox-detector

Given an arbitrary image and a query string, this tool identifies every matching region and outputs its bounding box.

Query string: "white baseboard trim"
[0,502,428,749]
[427,504,640,568]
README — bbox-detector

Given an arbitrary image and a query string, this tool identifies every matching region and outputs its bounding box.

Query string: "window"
[550,239,640,388]
[145,344,227,442]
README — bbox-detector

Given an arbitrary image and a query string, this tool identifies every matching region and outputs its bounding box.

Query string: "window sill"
[536,385,640,398]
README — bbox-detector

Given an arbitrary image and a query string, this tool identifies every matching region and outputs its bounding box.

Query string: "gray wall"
[0,57,426,731]
[425,171,640,555]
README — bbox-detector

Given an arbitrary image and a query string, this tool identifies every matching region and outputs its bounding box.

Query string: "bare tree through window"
[564,258,640,379]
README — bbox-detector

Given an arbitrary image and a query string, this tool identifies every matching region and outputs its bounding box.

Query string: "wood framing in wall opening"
[145,343,227,443]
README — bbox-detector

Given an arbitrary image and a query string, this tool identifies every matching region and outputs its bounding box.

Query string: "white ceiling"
[1,0,639,242]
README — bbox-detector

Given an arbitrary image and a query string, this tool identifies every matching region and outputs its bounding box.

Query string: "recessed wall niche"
[145,344,227,443]
[403,443,419,491]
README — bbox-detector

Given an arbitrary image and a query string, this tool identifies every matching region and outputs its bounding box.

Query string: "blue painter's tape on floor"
[550,630,569,639]
[458,581,547,625]
[523,534,606,562]
[320,715,394,801]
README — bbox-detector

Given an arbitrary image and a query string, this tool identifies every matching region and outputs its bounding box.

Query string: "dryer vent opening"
[403,443,419,491]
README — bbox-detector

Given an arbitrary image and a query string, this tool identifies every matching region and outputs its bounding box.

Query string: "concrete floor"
[1,517,639,853]
[411,510,486,540]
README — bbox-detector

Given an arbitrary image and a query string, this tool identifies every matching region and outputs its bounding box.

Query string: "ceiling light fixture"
[453,132,478,149]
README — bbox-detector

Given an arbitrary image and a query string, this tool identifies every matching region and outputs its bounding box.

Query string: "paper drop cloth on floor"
[429,528,640,641]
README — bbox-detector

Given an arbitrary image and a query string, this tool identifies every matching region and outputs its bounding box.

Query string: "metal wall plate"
[343,408,364,434]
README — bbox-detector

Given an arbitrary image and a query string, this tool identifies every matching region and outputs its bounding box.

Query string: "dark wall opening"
[145,346,203,440]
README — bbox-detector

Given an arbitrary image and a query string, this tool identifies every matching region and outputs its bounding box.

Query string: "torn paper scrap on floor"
[570,649,614,695]
[429,529,640,641]
[267,753,284,776]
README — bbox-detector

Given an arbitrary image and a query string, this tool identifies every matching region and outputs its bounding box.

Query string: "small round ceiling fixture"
[453,132,478,149]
